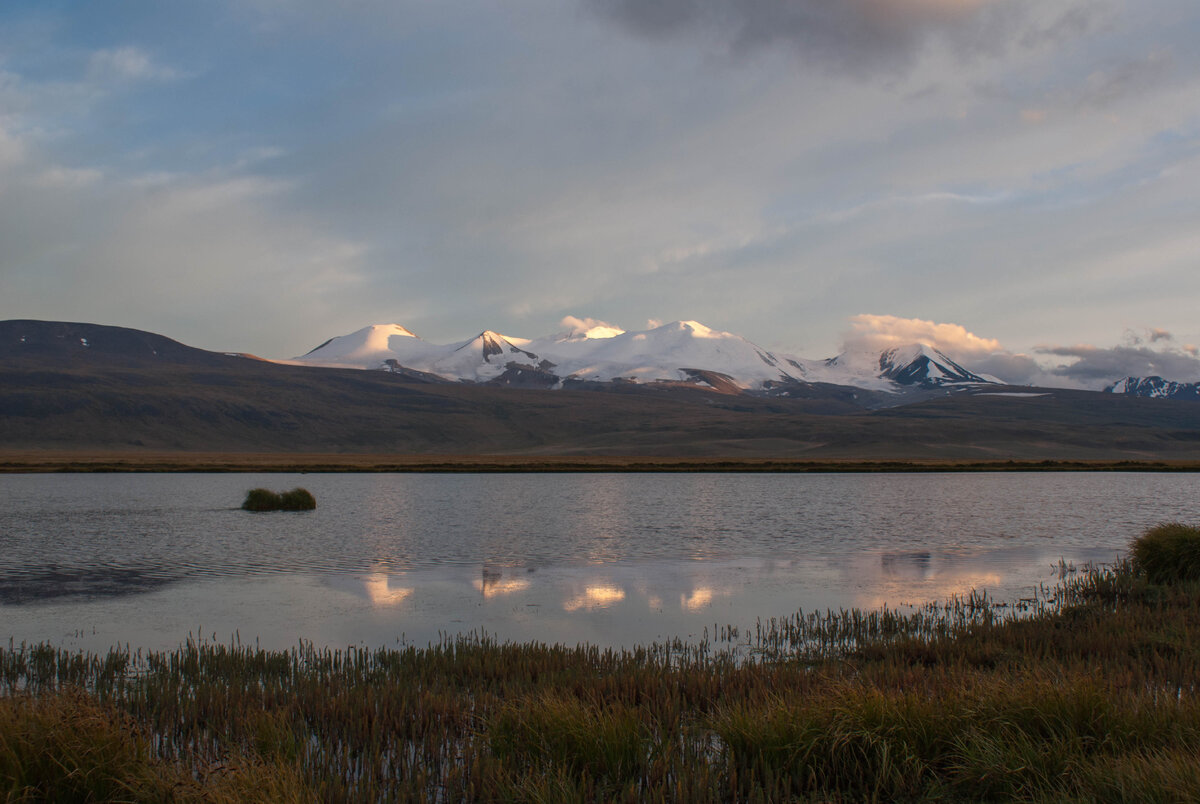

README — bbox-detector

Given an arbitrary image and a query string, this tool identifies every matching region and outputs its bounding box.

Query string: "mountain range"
[291,320,1001,396]
[294,319,1200,401]
[4,318,1200,459]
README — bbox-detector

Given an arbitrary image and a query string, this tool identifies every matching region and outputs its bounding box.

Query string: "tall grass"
[241,487,316,511]
[1131,522,1200,584]
[3,547,1200,800]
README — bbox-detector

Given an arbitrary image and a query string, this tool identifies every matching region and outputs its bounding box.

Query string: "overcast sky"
[1,0,1198,386]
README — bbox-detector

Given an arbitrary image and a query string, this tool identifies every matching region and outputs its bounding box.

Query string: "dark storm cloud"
[585,0,1057,75]
[1037,343,1200,383]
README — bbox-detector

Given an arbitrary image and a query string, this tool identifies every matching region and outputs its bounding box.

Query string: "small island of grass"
[240,487,316,511]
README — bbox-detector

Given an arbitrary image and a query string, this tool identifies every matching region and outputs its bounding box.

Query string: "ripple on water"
[0,472,1193,651]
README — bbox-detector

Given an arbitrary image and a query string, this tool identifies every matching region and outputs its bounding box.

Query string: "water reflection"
[681,587,715,611]
[880,552,934,580]
[1,472,1193,653]
[0,565,181,605]
[362,572,413,606]
[474,567,531,598]
[849,550,1011,610]
[563,584,626,611]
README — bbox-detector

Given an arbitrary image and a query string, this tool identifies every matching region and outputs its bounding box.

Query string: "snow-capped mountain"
[801,343,997,390]
[291,320,1000,394]
[1104,376,1200,400]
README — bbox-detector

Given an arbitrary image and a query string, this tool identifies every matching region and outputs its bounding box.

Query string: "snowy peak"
[549,320,798,388]
[300,324,420,360]
[811,343,992,390]
[296,323,442,370]
[876,344,991,386]
[1104,376,1200,400]
[455,331,537,364]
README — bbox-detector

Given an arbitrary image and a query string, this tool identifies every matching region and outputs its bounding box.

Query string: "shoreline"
[5,555,1199,801]
[3,450,1200,473]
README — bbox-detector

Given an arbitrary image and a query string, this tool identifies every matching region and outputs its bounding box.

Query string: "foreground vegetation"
[3,526,1200,802]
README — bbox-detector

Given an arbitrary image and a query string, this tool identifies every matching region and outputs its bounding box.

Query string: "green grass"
[1131,522,1200,584]
[3,531,1200,801]
[241,487,316,511]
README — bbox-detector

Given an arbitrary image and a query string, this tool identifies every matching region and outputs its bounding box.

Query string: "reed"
[3,540,1200,801]
[241,487,316,511]
[1131,522,1200,584]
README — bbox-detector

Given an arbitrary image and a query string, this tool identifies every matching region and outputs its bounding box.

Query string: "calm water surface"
[1,472,1195,653]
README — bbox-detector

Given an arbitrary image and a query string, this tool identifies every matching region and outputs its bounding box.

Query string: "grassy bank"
[3,535,1200,801]
[3,450,1200,474]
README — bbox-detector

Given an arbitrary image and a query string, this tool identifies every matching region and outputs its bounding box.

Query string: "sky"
[1,0,1198,387]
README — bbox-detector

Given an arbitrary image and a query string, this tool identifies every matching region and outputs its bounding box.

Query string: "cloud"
[86,47,179,84]
[1036,342,1200,385]
[1124,327,1174,345]
[1148,328,1173,343]
[0,125,25,170]
[839,315,1200,388]
[0,159,371,356]
[560,315,625,338]
[842,314,1003,356]
[840,314,1045,383]
[968,351,1050,386]
[585,0,1054,75]
[836,314,1085,387]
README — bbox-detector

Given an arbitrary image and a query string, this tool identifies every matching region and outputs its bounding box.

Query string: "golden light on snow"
[363,573,413,606]
[563,584,626,611]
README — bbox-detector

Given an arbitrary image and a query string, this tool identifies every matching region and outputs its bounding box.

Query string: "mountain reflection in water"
[1,471,1192,653]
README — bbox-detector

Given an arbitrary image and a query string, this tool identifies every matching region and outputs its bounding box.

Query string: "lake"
[1,472,1195,654]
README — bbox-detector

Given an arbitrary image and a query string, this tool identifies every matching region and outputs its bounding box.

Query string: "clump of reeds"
[1131,523,1200,584]
[241,487,316,511]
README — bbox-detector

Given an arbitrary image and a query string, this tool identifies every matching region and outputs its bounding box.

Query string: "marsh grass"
[1131,522,1200,584]
[3,550,1200,801]
[241,487,316,511]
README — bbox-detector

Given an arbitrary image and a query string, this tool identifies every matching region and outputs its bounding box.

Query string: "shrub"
[241,487,315,512]
[1130,523,1200,584]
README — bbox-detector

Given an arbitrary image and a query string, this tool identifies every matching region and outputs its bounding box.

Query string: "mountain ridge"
[5,319,1200,459]
[292,319,1000,394]
[1105,376,1200,400]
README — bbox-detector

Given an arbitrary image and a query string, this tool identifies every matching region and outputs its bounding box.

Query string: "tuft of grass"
[277,487,316,511]
[241,487,315,511]
[490,692,649,790]
[0,688,178,802]
[1130,523,1200,584]
[0,687,309,803]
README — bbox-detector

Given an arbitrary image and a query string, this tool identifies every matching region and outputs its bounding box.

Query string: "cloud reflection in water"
[474,575,532,598]
[681,587,714,611]
[362,573,413,606]
[563,584,626,611]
